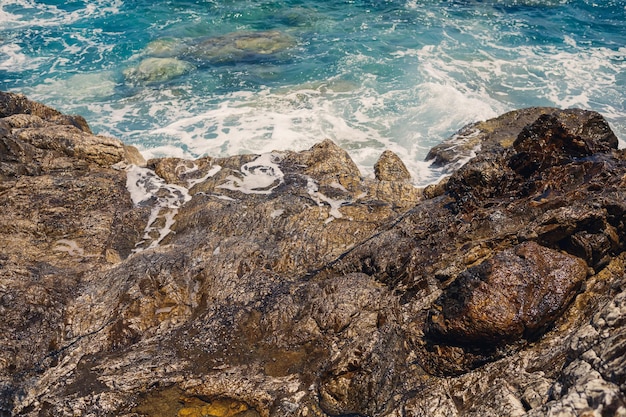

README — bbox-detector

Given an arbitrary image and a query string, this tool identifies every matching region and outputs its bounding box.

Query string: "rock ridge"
[1,91,625,417]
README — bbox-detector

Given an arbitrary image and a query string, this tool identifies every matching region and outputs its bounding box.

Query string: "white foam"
[139,144,192,161]
[53,239,85,257]
[186,164,222,188]
[125,165,192,251]
[306,177,349,223]
[35,71,118,101]
[87,76,500,186]
[53,239,98,258]
[0,43,30,71]
[218,153,285,195]
[10,0,624,190]
[0,0,123,29]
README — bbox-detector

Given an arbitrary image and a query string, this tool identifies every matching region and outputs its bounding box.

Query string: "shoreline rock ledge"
[1,90,626,417]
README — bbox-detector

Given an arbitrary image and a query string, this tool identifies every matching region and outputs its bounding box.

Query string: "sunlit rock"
[426,241,587,346]
[2,91,626,417]
[374,149,412,182]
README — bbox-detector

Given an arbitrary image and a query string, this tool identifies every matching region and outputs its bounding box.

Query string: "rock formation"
[1,91,625,417]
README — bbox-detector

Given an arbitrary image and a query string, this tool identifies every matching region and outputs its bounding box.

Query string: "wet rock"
[426,242,588,347]
[0,91,91,133]
[287,138,361,186]
[374,150,412,182]
[510,109,618,177]
[308,274,406,416]
[0,93,150,417]
[426,107,560,172]
[2,92,626,417]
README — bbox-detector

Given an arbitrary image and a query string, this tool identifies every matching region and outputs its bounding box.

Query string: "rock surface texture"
[1,92,625,417]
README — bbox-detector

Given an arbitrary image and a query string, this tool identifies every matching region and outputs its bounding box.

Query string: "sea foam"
[2,0,624,186]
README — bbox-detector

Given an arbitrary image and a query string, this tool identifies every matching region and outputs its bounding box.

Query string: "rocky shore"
[1,91,625,416]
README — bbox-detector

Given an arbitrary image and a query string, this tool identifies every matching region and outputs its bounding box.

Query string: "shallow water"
[1,0,625,184]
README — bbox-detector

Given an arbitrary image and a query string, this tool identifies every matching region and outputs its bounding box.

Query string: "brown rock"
[374,149,412,182]
[0,91,91,133]
[2,93,626,417]
[291,138,362,191]
[426,242,588,346]
[510,109,618,177]
[426,107,560,171]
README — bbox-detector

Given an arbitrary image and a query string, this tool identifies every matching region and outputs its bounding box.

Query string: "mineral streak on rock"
[1,91,626,417]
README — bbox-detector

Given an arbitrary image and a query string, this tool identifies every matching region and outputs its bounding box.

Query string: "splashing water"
[1,0,624,185]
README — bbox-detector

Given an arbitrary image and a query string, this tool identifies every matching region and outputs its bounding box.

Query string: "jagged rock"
[1,92,626,417]
[510,110,618,177]
[426,107,560,172]
[374,150,411,182]
[0,91,91,133]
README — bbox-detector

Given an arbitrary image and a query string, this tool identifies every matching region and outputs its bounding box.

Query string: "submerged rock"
[123,57,195,85]
[183,30,297,64]
[143,38,187,58]
[123,30,296,87]
[1,91,626,417]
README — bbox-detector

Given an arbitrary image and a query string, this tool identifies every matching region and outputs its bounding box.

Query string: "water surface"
[1,0,624,184]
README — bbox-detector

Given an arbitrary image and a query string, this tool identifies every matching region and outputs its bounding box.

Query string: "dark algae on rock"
[1,91,626,416]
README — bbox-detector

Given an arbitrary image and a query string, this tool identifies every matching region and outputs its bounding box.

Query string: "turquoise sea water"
[1,0,625,184]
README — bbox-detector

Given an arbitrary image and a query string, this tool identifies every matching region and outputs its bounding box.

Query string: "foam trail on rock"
[306,177,349,223]
[125,165,192,251]
[187,164,222,188]
[218,153,284,195]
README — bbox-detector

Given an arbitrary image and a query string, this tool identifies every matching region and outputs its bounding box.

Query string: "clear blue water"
[1,0,625,184]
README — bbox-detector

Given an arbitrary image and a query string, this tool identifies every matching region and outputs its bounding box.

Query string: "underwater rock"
[124,30,296,87]
[123,57,195,85]
[143,38,187,58]
[1,91,626,417]
[184,30,296,64]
